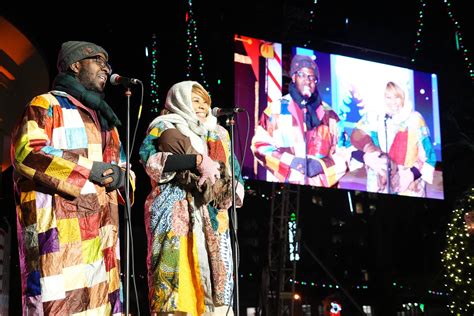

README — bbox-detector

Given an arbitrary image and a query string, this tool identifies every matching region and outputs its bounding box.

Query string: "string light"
[412,0,472,83]
[185,0,209,89]
[304,0,320,48]
[441,187,474,313]
[149,34,160,113]
[411,0,427,64]
[286,277,449,297]
[441,0,473,83]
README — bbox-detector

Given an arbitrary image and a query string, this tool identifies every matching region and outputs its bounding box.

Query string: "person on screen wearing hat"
[350,81,436,197]
[251,54,349,187]
[11,41,135,314]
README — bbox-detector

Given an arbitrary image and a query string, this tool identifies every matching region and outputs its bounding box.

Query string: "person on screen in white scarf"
[350,81,436,197]
[139,81,245,315]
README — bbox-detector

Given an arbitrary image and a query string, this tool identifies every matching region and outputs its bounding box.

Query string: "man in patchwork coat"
[11,41,134,315]
[251,54,349,187]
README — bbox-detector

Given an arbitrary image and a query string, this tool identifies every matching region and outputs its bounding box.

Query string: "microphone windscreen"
[302,86,312,98]
[110,74,120,85]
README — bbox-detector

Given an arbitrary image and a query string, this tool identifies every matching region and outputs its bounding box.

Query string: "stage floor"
[338,167,444,200]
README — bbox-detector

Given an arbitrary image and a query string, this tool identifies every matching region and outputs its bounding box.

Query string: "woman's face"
[384,90,403,116]
[192,91,210,123]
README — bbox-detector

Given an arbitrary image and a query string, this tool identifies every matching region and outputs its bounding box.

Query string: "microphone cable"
[131,81,145,315]
[123,80,145,316]
[130,82,144,155]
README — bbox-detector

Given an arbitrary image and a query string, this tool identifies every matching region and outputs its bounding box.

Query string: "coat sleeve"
[413,112,436,184]
[11,95,93,197]
[251,108,298,182]
[117,139,136,205]
[311,112,350,187]
[138,123,174,184]
[218,125,245,208]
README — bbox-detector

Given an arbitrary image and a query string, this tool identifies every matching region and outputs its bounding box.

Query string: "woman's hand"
[364,151,387,177]
[393,166,415,193]
[196,154,221,186]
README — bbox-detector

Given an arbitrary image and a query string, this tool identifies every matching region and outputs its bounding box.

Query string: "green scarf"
[52,72,121,130]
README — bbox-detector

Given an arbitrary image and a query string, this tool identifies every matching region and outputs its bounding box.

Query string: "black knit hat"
[290,54,319,79]
[57,41,108,73]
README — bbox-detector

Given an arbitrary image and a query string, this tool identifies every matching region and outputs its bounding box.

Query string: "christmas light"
[304,0,320,48]
[441,187,474,313]
[185,0,209,89]
[412,0,473,83]
[149,34,160,113]
[411,0,426,64]
[442,0,473,82]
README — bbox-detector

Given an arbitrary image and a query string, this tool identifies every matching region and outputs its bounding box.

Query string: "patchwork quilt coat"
[11,90,133,315]
[251,95,349,187]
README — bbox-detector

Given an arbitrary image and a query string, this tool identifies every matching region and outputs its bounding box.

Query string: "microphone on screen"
[212,107,245,117]
[302,86,312,98]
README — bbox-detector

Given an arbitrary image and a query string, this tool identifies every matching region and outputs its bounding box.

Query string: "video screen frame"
[234,34,443,200]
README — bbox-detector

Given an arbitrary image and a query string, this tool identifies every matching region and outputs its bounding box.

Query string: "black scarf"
[288,82,321,130]
[52,72,121,130]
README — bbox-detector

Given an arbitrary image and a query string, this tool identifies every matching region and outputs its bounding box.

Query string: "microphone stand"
[303,107,308,186]
[226,114,240,316]
[123,87,132,315]
[384,115,391,194]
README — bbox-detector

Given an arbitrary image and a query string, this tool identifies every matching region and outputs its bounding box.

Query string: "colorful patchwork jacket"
[11,90,134,315]
[251,94,349,187]
[351,107,436,197]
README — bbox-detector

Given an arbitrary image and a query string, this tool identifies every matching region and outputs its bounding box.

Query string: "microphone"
[384,113,392,121]
[212,107,245,117]
[110,74,141,86]
[302,86,312,98]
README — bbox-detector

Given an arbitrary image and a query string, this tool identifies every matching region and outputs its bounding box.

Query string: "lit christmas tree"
[441,186,474,314]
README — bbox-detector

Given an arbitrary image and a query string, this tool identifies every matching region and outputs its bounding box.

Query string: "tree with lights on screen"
[441,186,474,314]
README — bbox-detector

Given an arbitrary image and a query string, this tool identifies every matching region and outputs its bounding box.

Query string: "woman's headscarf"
[147,81,217,154]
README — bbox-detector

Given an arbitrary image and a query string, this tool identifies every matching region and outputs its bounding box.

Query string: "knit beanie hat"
[290,54,319,79]
[57,41,108,72]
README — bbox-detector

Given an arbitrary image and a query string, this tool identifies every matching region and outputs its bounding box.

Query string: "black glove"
[89,161,125,191]
[306,158,323,177]
[89,161,113,185]
[106,164,126,191]
[290,157,306,174]
[290,157,323,177]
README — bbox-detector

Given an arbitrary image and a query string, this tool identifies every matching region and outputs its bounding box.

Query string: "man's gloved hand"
[89,161,113,185]
[89,161,126,191]
[290,157,306,174]
[306,158,323,177]
[290,157,323,177]
[105,164,126,191]
[196,154,221,186]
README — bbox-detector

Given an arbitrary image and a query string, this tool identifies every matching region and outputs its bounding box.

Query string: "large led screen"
[234,34,443,200]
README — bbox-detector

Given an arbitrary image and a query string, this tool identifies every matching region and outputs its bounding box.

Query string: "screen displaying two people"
[234,35,443,200]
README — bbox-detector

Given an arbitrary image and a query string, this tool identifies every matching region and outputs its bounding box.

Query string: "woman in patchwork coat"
[139,81,244,316]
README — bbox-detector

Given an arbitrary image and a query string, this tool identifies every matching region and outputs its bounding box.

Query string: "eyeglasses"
[81,55,112,74]
[296,71,318,83]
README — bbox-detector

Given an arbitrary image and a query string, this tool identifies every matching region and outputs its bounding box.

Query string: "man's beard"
[78,70,103,94]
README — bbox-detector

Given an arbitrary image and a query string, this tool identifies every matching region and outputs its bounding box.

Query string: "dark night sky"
[1,0,474,314]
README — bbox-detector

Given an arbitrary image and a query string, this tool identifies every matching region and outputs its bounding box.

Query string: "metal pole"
[228,115,240,316]
[124,88,132,315]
